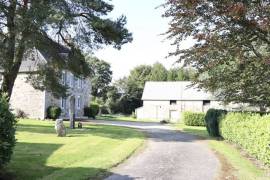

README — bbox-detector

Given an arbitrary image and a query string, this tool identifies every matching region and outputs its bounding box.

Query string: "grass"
[5,119,145,180]
[96,114,158,122]
[174,123,269,180]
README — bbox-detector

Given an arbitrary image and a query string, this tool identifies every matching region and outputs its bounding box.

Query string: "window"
[69,74,73,87]
[66,73,70,86]
[203,100,211,106]
[60,97,67,109]
[170,100,177,105]
[79,78,83,88]
[77,96,81,109]
[61,71,66,85]
[74,77,78,88]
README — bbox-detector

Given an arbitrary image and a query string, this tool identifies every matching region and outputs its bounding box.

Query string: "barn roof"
[142,81,215,101]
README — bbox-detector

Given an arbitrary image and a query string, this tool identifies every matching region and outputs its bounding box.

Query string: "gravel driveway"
[88,120,219,180]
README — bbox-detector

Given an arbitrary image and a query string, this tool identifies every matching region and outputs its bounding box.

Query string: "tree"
[88,57,112,98]
[150,62,167,81]
[163,1,270,109]
[0,0,132,99]
[167,67,195,81]
[112,65,152,114]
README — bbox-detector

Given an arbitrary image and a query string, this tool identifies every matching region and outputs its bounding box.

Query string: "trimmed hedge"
[182,111,206,126]
[0,95,16,169]
[84,103,99,119]
[220,113,270,166]
[47,106,61,120]
[205,109,227,137]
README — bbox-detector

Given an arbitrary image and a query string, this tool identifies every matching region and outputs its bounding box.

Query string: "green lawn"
[174,123,269,180]
[96,114,158,123]
[6,119,145,180]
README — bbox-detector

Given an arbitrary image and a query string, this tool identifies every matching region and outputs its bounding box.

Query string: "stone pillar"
[55,119,66,137]
[69,96,75,129]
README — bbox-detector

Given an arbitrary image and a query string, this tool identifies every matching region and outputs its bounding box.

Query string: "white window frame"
[77,96,81,109]
[78,78,83,89]
[69,73,73,87]
[61,71,66,85]
[60,97,67,109]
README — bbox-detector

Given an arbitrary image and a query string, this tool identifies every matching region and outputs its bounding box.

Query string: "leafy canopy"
[0,0,132,98]
[163,0,270,108]
[88,57,112,98]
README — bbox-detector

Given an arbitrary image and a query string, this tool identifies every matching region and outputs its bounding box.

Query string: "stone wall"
[9,74,46,119]
[45,73,91,119]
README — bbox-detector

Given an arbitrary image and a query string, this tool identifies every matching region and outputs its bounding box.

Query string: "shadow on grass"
[3,142,137,180]
[17,123,144,141]
[181,127,209,138]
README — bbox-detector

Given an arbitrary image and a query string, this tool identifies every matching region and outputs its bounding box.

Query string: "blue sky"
[94,0,194,80]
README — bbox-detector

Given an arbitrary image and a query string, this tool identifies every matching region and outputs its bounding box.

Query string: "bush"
[182,111,206,126]
[205,109,227,137]
[15,109,28,118]
[220,113,270,166]
[0,94,16,169]
[84,103,99,119]
[47,106,61,119]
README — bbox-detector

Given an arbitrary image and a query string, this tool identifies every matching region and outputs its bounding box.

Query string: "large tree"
[167,67,195,81]
[0,0,132,99]
[88,57,112,98]
[163,0,270,109]
[150,62,167,81]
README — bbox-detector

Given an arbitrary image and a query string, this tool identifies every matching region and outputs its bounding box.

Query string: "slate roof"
[0,42,70,73]
[142,81,215,101]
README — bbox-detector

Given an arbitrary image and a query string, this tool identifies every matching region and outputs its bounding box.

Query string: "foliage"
[150,62,167,81]
[86,103,100,119]
[220,113,270,166]
[182,111,205,126]
[163,0,270,109]
[105,86,121,114]
[0,94,16,169]
[46,106,61,120]
[0,0,132,99]
[15,109,28,119]
[174,123,268,179]
[7,119,144,180]
[205,109,227,137]
[88,57,112,98]
[167,67,195,81]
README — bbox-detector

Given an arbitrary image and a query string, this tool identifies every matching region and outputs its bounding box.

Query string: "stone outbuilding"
[135,81,235,122]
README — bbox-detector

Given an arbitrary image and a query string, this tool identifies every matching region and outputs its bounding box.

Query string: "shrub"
[182,111,206,126]
[47,106,61,120]
[15,109,28,118]
[0,94,16,169]
[205,109,227,137]
[220,113,270,166]
[84,103,99,119]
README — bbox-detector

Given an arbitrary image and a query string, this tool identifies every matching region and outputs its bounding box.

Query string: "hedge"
[182,111,206,126]
[219,113,270,166]
[205,109,227,137]
[47,106,61,120]
[84,103,99,119]
[0,94,16,169]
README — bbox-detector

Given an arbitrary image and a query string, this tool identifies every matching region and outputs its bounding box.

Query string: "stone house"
[135,81,240,122]
[0,48,91,120]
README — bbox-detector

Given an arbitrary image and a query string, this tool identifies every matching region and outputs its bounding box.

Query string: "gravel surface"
[88,120,220,180]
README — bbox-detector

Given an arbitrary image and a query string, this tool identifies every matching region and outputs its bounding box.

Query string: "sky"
[94,0,194,80]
